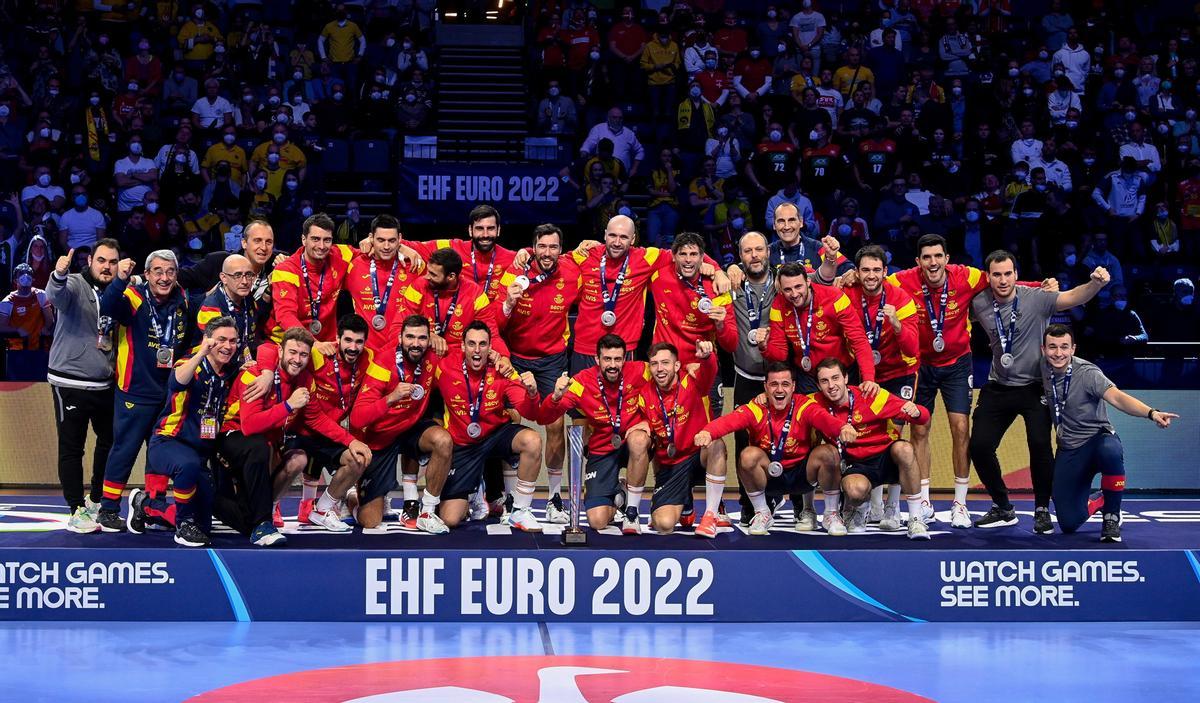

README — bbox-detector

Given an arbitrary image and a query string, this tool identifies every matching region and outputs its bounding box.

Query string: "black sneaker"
[622,505,642,535]
[1101,513,1122,543]
[1033,507,1053,534]
[766,494,780,516]
[973,504,1019,528]
[97,509,126,533]
[126,488,147,535]
[402,499,420,525]
[174,520,211,548]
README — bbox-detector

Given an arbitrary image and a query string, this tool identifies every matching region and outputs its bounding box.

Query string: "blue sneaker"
[251,521,287,547]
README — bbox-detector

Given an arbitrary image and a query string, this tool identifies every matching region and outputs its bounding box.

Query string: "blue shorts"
[915,354,972,416]
[765,455,814,498]
[295,433,350,477]
[584,445,629,509]
[443,423,524,501]
[360,438,401,504]
[651,452,701,512]
[394,418,440,462]
[842,444,903,488]
[513,351,568,398]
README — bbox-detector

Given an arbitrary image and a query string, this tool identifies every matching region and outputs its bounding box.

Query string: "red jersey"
[349,349,438,451]
[221,361,309,446]
[886,264,988,368]
[857,138,898,188]
[541,363,650,455]
[1177,177,1200,230]
[299,348,375,446]
[266,244,356,342]
[635,362,718,467]
[649,269,737,368]
[345,254,425,355]
[433,353,540,446]
[608,22,647,58]
[573,246,710,355]
[712,27,748,56]
[732,58,772,94]
[840,282,920,382]
[701,395,844,470]
[816,386,930,462]
[496,252,583,359]
[395,276,509,358]
[764,284,877,381]
[562,26,600,70]
[695,69,731,103]
[410,238,517,302]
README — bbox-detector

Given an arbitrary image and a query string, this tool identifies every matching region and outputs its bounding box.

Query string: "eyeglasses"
[224,271,256,280]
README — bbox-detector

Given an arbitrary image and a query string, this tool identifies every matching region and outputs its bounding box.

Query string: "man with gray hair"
[93,248,192,532]
[46,239,120,533]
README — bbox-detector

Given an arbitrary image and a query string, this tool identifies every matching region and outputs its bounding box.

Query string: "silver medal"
[310,320,323,336]
[697,297,713,313]
[1000,352,1014,368]
[611,435,623,450]
[801,356,812,372]
[410,385,425,400]
[666,442,677,459]
[515,275,530,291]
[932,336,945,352]
[872,350,882,365]
[767,461,784,478]
[600,310,617,327]
[339,417,349,430]
[372,314,386,331]
[156,347,173,366]
[467,422,482,439]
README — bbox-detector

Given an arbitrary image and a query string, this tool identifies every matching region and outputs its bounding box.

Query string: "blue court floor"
[2,621,1197,702]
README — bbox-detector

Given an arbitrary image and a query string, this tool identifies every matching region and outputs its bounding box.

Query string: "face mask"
[1022,87,1034,97]
[36,173,51,187]
[70,173,82,184]
[951,85,963,97]
[1182,295,1195,306]
[386,38,396,48]
[74,194,88,208]
[404,93,417,104]
[17,274,32,287]
[370,90,382,100]
[1180,144,1192,153]
[301,206,314,217]
[884,251,893,264]
[716,126,728,137]
[38,127,50,138]
[1083,157,1096,166]
[777,42,787,54]
[965,210,980,223]
[837,223,852,237]
[1065,253,1077,266]
[338,20,347,27]
[291,94,303,105]
[267,153,280,165]
[243,93,256,104]
[1034,183,1047,192]
[47,86,61,97]
[732,217,746,230]
[1187,110,1197,121]
[1039,51,1049,60]
[1008,68,1019,77]
[214,44,225,54]
[174,153,186,164]
[273,132,287,143]
[286,180,298,190]
[1015,170,1028,180]
[99,36,109,45]
[548,86,560,97]
[268,95,280,106]
[255,178,267,189]
[146,202,159,214]
[808,129,821,141]
[1066,119,1079,129]
[802,0,812,8]
[1053,69,1064,78]
[86,94,100,107]
[293,70,304,81]
[1162,81,1173,90]
[1155,124,1171,136]
[194,9,204,20]
[333,92,344,101]
[1125,111,1136,121]
[689,86,702,98]
[659,36,670,45]
[704,59,717,69]
[130,142,143,155]
[767,10,777,19]
[590,50,601,61]
[769,129,782,142]
[617,206,632,218]
[1114,69,1126,79]
[1112,299,1128,311]
[127,82,138,92]
[750,50,760,59]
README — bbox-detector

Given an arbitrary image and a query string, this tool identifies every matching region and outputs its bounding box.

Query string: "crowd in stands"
[534,0,1200,353]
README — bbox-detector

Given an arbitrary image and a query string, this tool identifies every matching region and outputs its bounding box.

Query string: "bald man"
[197,254,260,363]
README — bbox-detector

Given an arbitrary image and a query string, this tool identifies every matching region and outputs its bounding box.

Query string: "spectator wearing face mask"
[319,4,366,89]
[1092,157,1148,256]
[1147,202,1181,260]
[641,28,682,124]
[113,136,159,214]
[0,263,54,350]
[1145,279,1200,342]
[21,166,65,211]
[537,80,577,136]
[789,0,826,74]
[203,127,248,184]
[58,188,107,251]
[177,5,224,69]
[125,39,164,98]
[1081,284,1148,357]
[191,79,235,132]
[395,35,430,79]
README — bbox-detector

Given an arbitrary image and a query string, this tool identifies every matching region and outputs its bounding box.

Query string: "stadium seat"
[322,138,351,173]
[353,139,391,174]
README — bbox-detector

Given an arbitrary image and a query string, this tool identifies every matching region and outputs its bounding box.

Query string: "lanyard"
[471,247,495,293]
[200,359,224,417]
[432,287,462,336]
[775,240,805,266]
[653,382,679,448]
[91,284,112,334]
[992,293,1020,355]
[741,273,771,328]
[370,257,399,317]
[330,354,354,411]
[791,303,814,358]
[1050,364,1072,426]
[598,377,625,436]
[461,361,488,424]
[921,278,949,340]
[832,389,856,459]
[300,256,327,324]
[861,288,886,349]
[220,285,254,347]
[678,271,708,304]
[599,253,631,314]
[143,284,177,348]
[396,352,421,383]
[523,257,557,286]
[767,398,795,462]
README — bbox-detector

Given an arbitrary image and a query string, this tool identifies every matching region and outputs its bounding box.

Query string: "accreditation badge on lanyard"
[199,361,223,440]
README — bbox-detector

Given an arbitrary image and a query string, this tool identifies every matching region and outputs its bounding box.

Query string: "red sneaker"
[272,503,284,528]
[715,501,732,528]
[694,511,718,538]
[679,510,695,528]
[298,498,314,525]
[1087,491,1105,517]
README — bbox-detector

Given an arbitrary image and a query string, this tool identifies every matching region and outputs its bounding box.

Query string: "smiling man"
[197,254,259,363]
[267,213,357,342]
[410,205,517,302]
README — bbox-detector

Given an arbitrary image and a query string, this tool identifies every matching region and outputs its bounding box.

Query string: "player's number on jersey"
[592,557,714,616]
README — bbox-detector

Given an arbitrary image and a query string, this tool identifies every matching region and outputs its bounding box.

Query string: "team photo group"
[49,202,1178,548]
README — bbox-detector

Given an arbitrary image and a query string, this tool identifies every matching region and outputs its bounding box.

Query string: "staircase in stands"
[435,45,529,162]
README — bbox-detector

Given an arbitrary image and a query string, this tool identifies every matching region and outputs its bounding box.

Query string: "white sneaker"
[66,505,100,534]
[308,505,352,532]
[84,495,102,520]
[867,505,884,523]
[950,501,972,529]
[504,506,543,532]
[416,511,450,535]
[795,507,818,532]
[847,505,868,534]
[748,511,774,536]
[908,519,931,540]
[545,494,570,524]
[919,500,936,524]
[385,498,403,522]
[878,504,903,531]
[823,512,847,536]
[468,488,490,521]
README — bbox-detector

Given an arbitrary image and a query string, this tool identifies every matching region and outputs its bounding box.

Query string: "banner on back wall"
[397,163,579,225]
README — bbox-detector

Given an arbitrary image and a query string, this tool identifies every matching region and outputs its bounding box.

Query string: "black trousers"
[734,373,766,518]
[969,381,1055,509]
[52,384,114,511]
[213,431,276,535]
